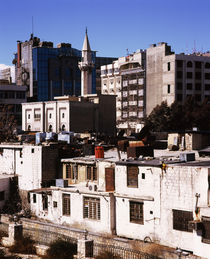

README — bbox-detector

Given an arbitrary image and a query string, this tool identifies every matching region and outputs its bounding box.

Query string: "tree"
[145,98,210,132]
[0,104,17,142]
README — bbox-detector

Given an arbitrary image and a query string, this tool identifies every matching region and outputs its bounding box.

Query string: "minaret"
[79,29,94,96]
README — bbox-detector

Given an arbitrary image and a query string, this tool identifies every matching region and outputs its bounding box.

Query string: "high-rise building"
[14,33,116,102]
[101,50,146,134]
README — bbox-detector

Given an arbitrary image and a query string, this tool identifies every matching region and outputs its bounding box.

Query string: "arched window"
[187,61,193,67]
[205,63,210,69]
[49,125,52,132]
[28,125,31,131]
[62,124,66,131]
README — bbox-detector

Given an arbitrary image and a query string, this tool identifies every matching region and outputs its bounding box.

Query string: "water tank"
[95,146,104,159]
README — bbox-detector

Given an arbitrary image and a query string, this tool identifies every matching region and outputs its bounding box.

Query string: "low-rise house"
[0,143,61,204]
[0,175,11,210]
[28,148,210,258]
[115,157,210,258]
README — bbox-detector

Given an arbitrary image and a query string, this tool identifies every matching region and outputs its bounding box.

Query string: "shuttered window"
[202,217,210,243]
[87,166,97,181]
[130,201,144,224]
[173,209,193,232]
[66,164,78,180]
[62,194,70,216]
[83,197,100,220]
[105,167,115,192]
[127,166,139,187]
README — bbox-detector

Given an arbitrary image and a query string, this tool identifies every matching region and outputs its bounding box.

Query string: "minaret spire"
[79,29,94,96]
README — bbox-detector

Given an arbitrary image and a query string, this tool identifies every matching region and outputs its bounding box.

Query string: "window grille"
[62,194,70,216]
[173,209,193,232]
[83,197,100,220]
[130,201,144,224]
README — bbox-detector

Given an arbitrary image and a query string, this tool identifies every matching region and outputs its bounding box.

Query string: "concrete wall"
[115,162,210,258]
[30,189,114,235]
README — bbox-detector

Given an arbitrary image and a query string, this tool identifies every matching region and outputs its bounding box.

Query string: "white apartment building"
[101,50,146,134]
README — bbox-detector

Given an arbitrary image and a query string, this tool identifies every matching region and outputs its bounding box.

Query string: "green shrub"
[44,238,77,259]
[9,235,36,254]
[95,250,122,259]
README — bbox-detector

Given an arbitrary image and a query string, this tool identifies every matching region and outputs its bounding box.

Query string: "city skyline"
[0,0,210,67]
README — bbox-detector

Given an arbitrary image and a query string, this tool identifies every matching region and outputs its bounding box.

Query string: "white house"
[22,94,116,136]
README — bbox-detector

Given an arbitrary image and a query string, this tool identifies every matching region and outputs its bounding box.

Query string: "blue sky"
[0,0,210,66]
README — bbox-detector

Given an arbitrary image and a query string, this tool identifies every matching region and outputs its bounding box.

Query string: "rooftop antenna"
[193,40,196,54]
[30,16,34,40]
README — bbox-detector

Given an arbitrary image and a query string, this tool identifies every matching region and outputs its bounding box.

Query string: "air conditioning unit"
[88,183,97,192]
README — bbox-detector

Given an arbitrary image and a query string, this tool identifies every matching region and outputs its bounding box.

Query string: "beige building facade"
[146,42,210,115]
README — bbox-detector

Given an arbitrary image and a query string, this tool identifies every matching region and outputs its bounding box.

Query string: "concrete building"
[0,83,27,127]
[29,151,121,235]
[14,33,116,102]
[0,175,11,210]
[22,94,116,136]
[101,50,146,134]
[28,148,210,258]
[146,42,210,115]
[0,143,60,196]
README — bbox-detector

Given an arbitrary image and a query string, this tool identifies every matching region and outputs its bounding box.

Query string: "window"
[62,113,65,118]
[33,194,36,203]
[205,73,210,80]
[0,191,5,201]
[195,83,201,91]
[83,197,100,220]
[177,71,183,79]
[167,85,170,94]
[130,201,144,224]
[177,83,182,90]
[53,201,57,208]
[205,63,210,69]
[173,209,193,232]
[28,114,30,119]
[42,195,48,211]
[142,173,145,179]
[177,94,182,102]
[187,83,193,90]
[195,72,202,80]
[87,166,97,181]
[49,113,52,119]
[167,62,170,71]
[66,164,78,180]
[187,72,193,79]
[202,217,210,243]
[62,194,70,216]
[177,60,183,68]
[195,61,202,69]
[187,61,193,67]
[31,148,34,153]
[49,125,52,132]
[127,166,139,188]
[205,84,210,91]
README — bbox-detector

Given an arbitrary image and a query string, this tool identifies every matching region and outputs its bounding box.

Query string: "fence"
[0,218,162,259]
[94,243,161,259]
